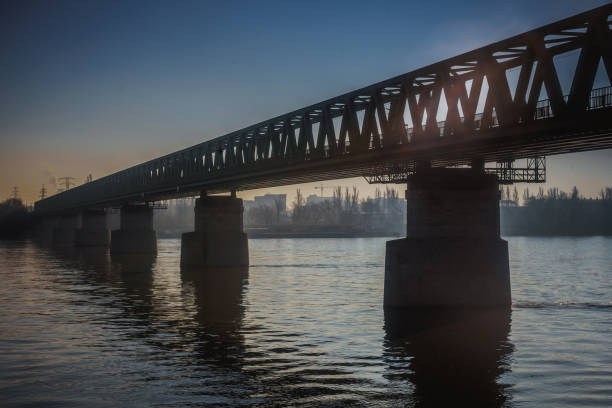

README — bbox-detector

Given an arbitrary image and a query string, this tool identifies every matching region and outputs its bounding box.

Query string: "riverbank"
[158,226,402,239]
[246,226,400,238]
[500,200,612,236]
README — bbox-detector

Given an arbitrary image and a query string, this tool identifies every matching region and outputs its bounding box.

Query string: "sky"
[1,0,611,206]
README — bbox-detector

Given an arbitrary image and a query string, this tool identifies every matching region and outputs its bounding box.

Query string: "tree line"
[246,186,406,234]
[501,186,612,235]
[0,198,32,239]
[292,186,404,233]
[499,185,612,205]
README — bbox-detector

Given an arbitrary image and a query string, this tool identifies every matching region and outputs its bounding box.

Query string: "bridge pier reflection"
[181,193,249,267]
[385,163,511,307]
[51,214,79,247]
[180,265,248,370]
[37,210,109,248]
[110,204,157,254]
[75,209,110,247]
[383,307,513,406]
[181,266,247,330]
[37,216,59,246]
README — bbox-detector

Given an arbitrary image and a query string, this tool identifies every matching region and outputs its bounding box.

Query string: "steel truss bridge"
[36,5,612,214]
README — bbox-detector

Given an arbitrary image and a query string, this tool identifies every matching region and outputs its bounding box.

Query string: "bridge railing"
[589,85,612,109]
[535,85,611,119]
[35,5,612,214]
[407,86,612,136]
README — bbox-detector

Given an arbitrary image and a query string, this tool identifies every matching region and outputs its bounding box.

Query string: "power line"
[57,176,76,192]
[11,186,19,200]
[40,185,47,200]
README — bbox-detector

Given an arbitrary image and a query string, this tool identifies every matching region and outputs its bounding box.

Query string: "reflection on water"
[181,266,248,366]
[0,237,610,407]
[112,254,156,297]
[384,308,513,407]
[181,266,247,329]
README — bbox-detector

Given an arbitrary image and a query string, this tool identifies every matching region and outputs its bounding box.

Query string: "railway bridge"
[35,5,612,307]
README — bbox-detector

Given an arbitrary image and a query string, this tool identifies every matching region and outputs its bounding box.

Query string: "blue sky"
[0,0,610,203]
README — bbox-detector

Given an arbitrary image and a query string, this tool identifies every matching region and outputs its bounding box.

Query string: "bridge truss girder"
[36,5,612,214]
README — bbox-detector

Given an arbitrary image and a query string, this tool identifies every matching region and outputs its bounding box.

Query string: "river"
[0,237,610,407]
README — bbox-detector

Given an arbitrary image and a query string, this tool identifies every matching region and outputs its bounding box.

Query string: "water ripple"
[0,237,610,407]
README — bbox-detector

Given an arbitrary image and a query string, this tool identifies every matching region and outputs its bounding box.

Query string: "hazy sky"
[1,0,610,205]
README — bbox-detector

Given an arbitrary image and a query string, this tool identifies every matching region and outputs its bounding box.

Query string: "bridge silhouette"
[35,5,612,308]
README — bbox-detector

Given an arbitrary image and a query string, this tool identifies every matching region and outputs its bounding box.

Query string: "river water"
[0,237,610,407]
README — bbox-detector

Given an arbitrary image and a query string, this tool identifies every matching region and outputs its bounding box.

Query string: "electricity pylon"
[57,176,76,192]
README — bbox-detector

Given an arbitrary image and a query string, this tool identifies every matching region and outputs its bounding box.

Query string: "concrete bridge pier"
[38,217,59,246]
[75,209,110,247]
[384,165,510,307]
[181,192,249,267]
[51,214,80,247]
[110,204,157,254]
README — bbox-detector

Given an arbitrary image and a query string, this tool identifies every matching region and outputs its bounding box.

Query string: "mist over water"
[0,237,610,407]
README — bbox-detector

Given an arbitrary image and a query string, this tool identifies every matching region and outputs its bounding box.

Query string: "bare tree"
[351,186,359,211]
[273,197,284,224]
[522,187,531,205]
[246,205,275,225]
[513,186,519,204]
[344,187,350,210]
[547,187,559,200]
[332,186,343,223]
[292,189,306,224]
[571,186,579,200]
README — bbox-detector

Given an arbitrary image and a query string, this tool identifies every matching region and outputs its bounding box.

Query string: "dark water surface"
[0,237,610,407]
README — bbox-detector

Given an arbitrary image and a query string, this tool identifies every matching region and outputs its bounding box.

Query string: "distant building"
[306,194,333,206]
[243,193,288,226]
[244,193,287,215]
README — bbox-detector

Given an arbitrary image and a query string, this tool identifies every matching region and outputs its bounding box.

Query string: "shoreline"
[158,231,402,239]
[156,231,612,239]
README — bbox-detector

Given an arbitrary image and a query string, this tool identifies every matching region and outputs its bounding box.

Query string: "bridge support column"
[110,204,157,254]
[52,214,80,247]
[181,194,249,267]
[75,209,110,247]
[384,167,510,307]
[38,217,59,246]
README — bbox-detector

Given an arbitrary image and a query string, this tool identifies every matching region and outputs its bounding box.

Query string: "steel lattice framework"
[36,5,612,214]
